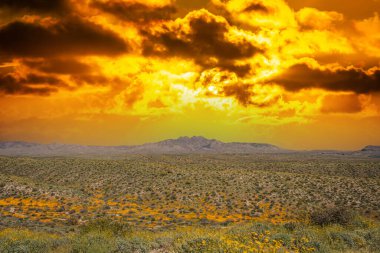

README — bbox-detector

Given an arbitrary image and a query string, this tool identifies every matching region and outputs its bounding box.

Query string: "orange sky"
[0,0,379,150]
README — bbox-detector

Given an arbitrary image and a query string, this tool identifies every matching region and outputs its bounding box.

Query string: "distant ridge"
[361,145,380,152]
[0,138,379,157]
[359,145,380,158]
[0,136,283,156]
[130,136,282,154]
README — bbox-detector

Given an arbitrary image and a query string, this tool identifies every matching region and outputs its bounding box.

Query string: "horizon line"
[0,136,378,152]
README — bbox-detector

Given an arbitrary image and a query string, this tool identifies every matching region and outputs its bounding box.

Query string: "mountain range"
[0,136,379,157]
[0,136,281,156]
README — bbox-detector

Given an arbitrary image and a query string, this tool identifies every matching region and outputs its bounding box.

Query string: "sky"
[0,0,379,150]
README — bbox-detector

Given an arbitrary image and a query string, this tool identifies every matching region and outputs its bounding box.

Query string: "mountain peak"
[177,136,214,141]
[176,136,216,142]
[157,136,219,149]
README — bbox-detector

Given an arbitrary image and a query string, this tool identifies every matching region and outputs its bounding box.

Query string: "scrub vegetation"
[0,154,379,252]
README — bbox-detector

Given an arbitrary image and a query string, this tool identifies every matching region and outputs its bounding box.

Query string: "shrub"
[310,207,354,226]
[271,233,292,247]
[364,228,380,252]
[0,238,49,253]
[71,233,113,253]
[115,238,151,253]
[154,236,175,250]
[284,222,299,231]
[178,237,225,253]
[328,231,366,250]
[79,218,131,236]
[250,223,271,233]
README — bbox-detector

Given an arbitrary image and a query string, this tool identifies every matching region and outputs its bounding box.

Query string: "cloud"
[321,94,363,113]
[93,1,176,23]
[196,68,280,107]
[0,18,128,58]
[272,64,380,94]
[222,84,253,106]
[24,59,92,75]
[286,0,380,19]
[0,0,379,123]
[0,0,70,15]
[70,74,114,86]
[142,9,261,75]
[211,0,296,28]
[296,7,343,30]
[0,73,65,95]
[223,84,281,107]
[353,14,380,57]
[242,2,269,13]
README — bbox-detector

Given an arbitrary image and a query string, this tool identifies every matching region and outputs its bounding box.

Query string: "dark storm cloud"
[243,3,269,13]
[142,10,261,75]
[0,73,65,95]
[70,74,111,86]
[219,63,252,77]
[93,1,176,23]
[25,59,92,75]
[272,64,380,93]
[0,18,128,58]
[223,84,280,107]
[0,0,69,15]
[223,84,253,106]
